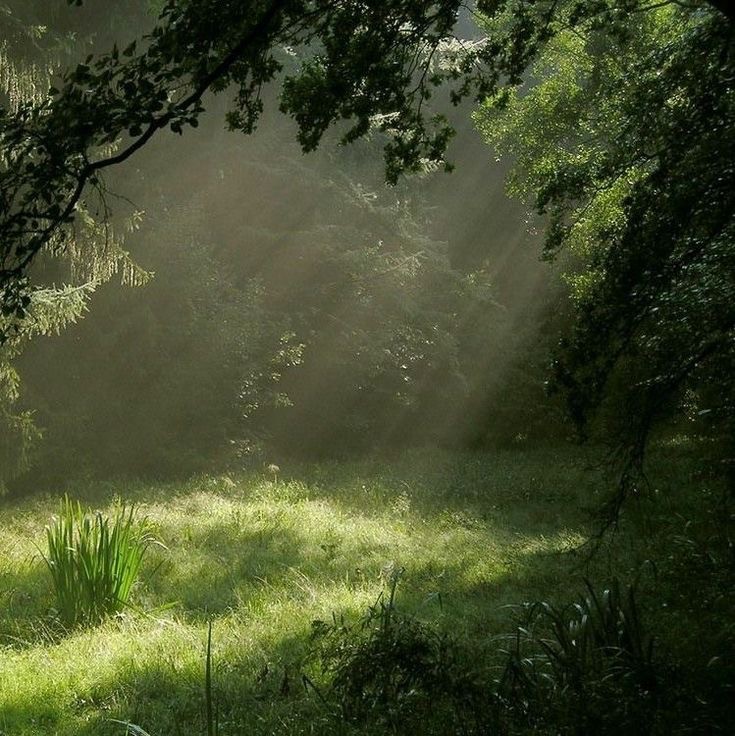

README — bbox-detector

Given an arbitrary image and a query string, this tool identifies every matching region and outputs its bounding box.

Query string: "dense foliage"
[0,0,477,322]
[10,0,729,320]
[1,0,554,485]
[15,119,510,480]
[0,0,153,487]
[475,1,735,496]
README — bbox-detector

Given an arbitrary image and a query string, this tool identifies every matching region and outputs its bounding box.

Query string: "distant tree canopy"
[16,124,504,481]
[0,0,462,324]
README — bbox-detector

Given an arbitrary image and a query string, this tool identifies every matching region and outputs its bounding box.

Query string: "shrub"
[43,495,157,626]
[308,569,488,735]
[497,578,658,733]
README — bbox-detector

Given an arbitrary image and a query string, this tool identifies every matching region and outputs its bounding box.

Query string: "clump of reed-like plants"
[43,495,158,626]
[497,578,658,733]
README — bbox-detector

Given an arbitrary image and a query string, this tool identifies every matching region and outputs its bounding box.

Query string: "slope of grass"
[0,445,729,734]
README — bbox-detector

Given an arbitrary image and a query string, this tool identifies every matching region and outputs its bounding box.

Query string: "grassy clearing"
[0,445,728,734]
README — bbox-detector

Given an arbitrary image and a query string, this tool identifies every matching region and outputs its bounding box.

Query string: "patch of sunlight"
[512,529,586,557]
[0,450,600,734]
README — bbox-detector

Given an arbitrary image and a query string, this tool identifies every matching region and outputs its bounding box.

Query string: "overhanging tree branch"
[0,0,480,319]
[7,0,290,285]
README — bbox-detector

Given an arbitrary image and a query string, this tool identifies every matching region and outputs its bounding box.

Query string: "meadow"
[0,444,730,735]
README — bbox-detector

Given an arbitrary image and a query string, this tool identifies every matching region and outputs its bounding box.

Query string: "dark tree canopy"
[475,0,734,510]
[0,0,473,323]
[3,0,729,325]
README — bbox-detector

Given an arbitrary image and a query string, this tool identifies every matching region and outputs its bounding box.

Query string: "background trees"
[0,0,543,486]
[1,0,732,492]
[0,0,154,487]
[0,0,486,318]
[14,101,529,482]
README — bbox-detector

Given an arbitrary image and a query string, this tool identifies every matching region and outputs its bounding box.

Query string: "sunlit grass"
[0,446,679,735]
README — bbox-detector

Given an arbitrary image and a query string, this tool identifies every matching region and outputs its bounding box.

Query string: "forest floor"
[0,443,730,735]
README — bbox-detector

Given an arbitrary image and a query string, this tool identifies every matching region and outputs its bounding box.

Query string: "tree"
[0,0,153,488]
[2,0,731,320]
[2,1,514,485]
[474,1,734,512]
[11,0,730,320]
[15,109,502,480]
[1,0,732,492]
[0,0,465,327]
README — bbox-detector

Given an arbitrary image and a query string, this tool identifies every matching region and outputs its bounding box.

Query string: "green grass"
[0,445,729,735]
[43,496,157,626]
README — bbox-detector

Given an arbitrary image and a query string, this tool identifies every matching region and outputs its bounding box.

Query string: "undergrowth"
[42,495,158,626]
[306,573,732,735]
[0,446,731,734]
[306,565,487,734]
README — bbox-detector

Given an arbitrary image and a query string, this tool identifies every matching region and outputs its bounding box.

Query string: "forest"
[0,1,733,734]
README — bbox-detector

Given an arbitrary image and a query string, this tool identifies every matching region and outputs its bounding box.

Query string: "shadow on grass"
[142,523,310,617]
[284,446,606,532]
[2,446,605,532]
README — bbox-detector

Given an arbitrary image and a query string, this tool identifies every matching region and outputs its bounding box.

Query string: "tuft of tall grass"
[43,495,158,626]
[501,578,655,690]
